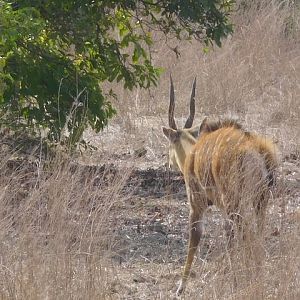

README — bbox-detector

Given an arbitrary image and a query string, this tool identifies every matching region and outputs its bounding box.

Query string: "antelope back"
[184,119,278,211]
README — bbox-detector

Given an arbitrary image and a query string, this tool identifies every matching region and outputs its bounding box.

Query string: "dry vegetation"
[1,1,300,299]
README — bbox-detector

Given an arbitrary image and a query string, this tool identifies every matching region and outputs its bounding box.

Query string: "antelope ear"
[199,117,209,133]
[162,127,179,142]
[187,124,201,139]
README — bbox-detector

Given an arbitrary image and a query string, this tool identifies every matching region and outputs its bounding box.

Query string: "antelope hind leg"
[176,209,203,296]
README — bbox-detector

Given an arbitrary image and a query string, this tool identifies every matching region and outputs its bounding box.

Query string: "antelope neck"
[175,132,197,173]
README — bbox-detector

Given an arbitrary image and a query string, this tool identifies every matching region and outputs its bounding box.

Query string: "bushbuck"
[162,76,278,295]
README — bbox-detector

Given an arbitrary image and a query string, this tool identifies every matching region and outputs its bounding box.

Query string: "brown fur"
[185,124,277,208]
[199,118,243,134]
[190,120,277,191]
[164,118,278,295]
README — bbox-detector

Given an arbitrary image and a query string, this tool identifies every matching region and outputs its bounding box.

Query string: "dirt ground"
[1,115,299,299]
[1,2,300,297]
[79,115,300,299]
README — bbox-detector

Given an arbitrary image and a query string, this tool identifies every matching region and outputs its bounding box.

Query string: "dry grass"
[1,1,300,299]
[106,0,299,157]
[0,143,135,299]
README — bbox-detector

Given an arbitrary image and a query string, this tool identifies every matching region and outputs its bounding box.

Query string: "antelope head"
[162,76,201,173]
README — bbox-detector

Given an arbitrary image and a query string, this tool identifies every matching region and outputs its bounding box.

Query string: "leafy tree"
[0,0,234,147]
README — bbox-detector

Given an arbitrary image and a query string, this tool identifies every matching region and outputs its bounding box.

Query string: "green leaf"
[0,0,234,148]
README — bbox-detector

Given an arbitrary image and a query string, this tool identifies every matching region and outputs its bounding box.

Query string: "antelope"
[162,76,278,295]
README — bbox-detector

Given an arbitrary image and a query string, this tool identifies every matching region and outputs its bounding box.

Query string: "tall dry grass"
[107,0,299,157]
[0,139,134,299]
[1,1,300,299]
